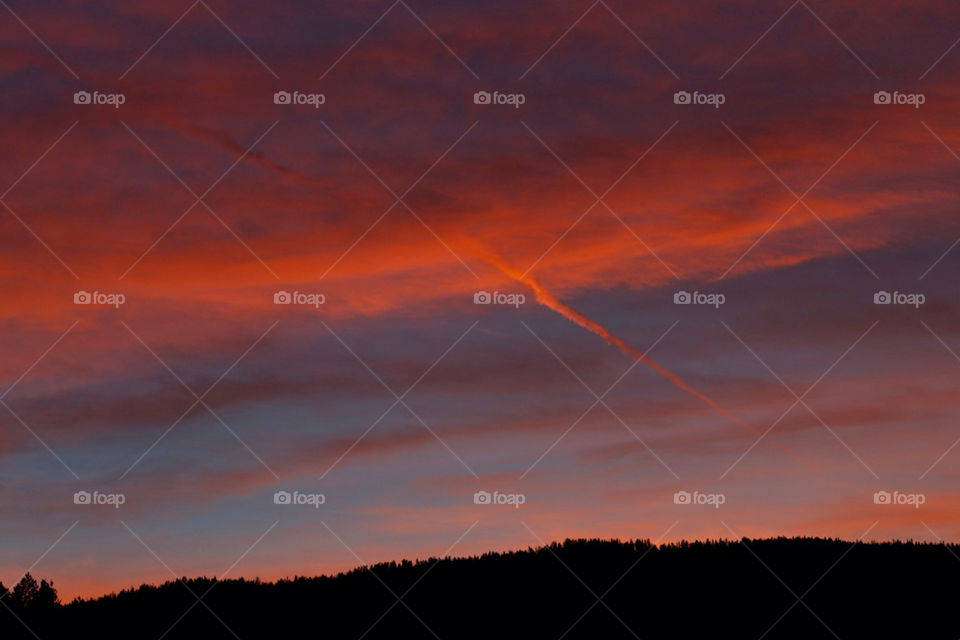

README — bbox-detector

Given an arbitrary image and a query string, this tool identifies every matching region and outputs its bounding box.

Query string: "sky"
[2,0,960,600]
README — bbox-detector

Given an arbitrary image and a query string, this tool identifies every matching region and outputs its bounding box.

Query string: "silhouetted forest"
[3,536,959,638]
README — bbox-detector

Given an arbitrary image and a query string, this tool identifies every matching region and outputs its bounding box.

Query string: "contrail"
[485,254,812,466]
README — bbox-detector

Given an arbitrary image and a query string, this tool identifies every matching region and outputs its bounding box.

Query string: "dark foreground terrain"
[2,536,958,639]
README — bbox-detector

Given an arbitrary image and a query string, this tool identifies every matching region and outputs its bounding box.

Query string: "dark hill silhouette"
[2,536,958,638]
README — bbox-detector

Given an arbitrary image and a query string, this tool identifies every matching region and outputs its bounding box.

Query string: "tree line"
[2,537,960,639]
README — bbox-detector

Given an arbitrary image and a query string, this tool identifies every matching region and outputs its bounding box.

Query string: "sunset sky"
[2,0,960,600]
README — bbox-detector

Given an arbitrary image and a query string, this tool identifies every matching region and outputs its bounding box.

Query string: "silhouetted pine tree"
[9,574,38,611]
[34,579,58,612]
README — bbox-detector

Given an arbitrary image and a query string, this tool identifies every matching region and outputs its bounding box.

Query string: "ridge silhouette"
[2,536,957,639]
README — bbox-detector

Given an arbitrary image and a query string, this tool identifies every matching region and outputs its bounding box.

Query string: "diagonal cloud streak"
[483,253,813,467]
